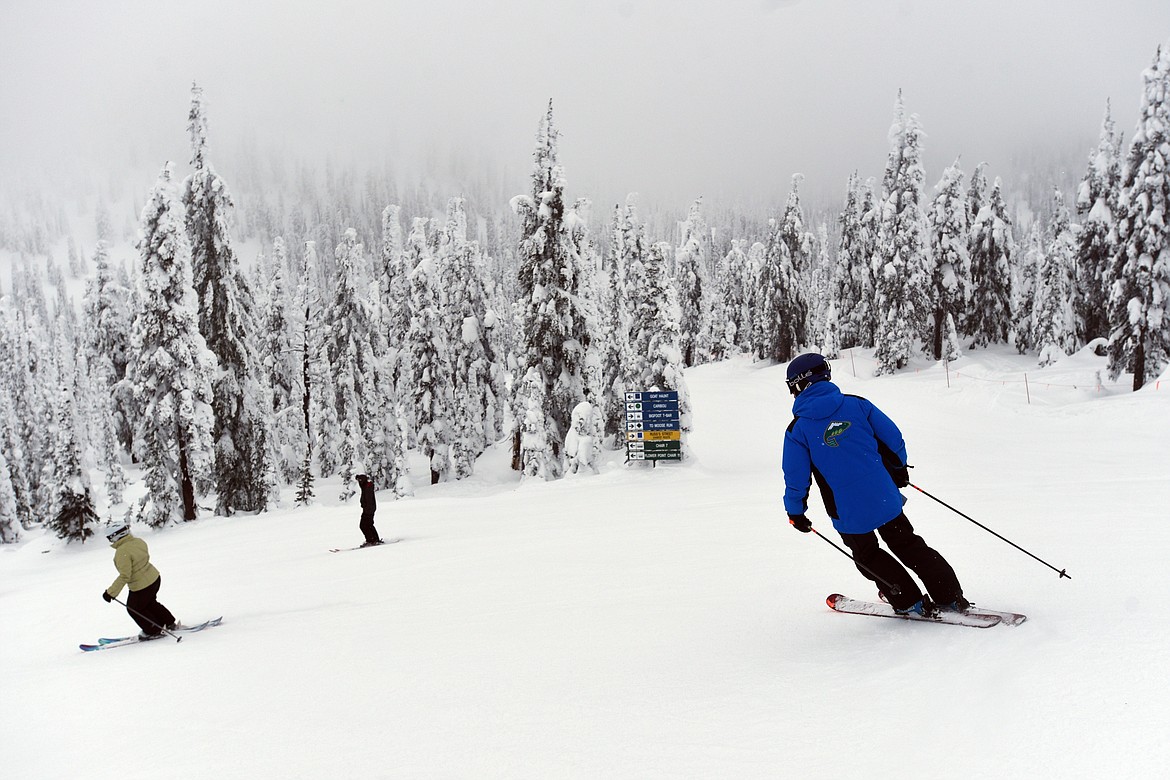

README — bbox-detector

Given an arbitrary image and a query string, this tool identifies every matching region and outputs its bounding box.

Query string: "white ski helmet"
[105,523,131,543]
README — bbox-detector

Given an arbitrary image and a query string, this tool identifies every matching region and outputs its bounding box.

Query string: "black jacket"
[359,480,376,514]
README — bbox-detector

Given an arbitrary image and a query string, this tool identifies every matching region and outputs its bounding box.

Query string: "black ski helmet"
[786,353,831,396]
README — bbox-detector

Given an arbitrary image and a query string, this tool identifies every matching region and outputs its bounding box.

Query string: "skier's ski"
[81,617,224,652]
[329,538,401,553]
[98,617,223,644]
[960,606,1026,626]
[827,594,1000,628]
[875,591,1027,626]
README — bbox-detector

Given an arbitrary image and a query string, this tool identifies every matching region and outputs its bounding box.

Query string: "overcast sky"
[2,0,1168,211]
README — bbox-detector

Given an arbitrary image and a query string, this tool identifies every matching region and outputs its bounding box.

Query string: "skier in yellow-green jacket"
[101,524,177,640]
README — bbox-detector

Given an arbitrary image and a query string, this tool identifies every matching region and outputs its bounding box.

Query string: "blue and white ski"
[80,617,223,652]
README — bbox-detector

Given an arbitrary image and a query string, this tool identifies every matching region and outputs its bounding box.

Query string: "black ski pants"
[126,576,176,635]
[359,511,380,545]
[839,513,963,610]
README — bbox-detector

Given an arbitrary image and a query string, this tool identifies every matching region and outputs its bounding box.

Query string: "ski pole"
[809,527,904,597]
[110,596,182,642]
[908,483,1071,579]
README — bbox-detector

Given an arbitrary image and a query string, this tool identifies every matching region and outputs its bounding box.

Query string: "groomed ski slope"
[1,347,1167,779]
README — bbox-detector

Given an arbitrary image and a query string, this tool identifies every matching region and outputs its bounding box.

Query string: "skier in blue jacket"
[781,353,968,616]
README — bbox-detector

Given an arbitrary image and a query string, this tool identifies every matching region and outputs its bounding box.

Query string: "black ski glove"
[788,514,812,533]
[890,465,910,488]
[101,591,112,603]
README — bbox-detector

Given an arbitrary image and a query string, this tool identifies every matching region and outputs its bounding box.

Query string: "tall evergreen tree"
[0,311,39,533]
[873,93,932,374]
[439,197,503,479]
[1109,41,1170,390]
[259,241,300,484]
[406,247,453,484]
[780,174,814,344]
[928,160,971,360]
[708,241,735,361]
[632,241,692,439]
[599,200,639,445]
[757,218,803,363]
[183,83,272,514]
[967,178,1015,348]
[81,238,133,452]
[1075,102,1123,349]
[1013,223,1043,355]
[46,381,98,542]
[0,441,18,543]
[325,228,406,493]
[967,163,989,227]
[294,241,325,505]
[380,204,412,391]
[835,172,876,349]
[511,101,592,478]
[567,197,603,407]
[718,239,751,356]
[1033,189,1078,366]
[675,197,710,367]
[0,315,24,543]
[808,224,840,358]
[124,163,216,526]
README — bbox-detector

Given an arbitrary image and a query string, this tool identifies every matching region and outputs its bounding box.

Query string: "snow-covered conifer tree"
[567,198,603,405]
[326,228,407,493]
[599,200,639,444]
[928,160,971,360]
[1033,189,1078,366]
[967,163,988,227]
[781,174,813,276]
[835,173,876,349]
[675,197,711,367]
[0,442,18,543]
[82,238,133,452]
[1109,41,1170,390]
[46,382,98,542]
[510,101,592,478]
[439,197,503,479]
[1013,224,1042,355]
[745,241,768,355]
[183,83,273,514]
[967,178,1015,348]
[0,314,38,533]
[718,240,750,356]
[125,163,216,526]
[809,224,840,358]
[873,93,932,374]
[380,204,412,389]
[757,219,803,363]
[259,240,300,484]
[1076,102,1123,349]
[406,244,453,484]
[633,241,692,438]
[295,241,325,503]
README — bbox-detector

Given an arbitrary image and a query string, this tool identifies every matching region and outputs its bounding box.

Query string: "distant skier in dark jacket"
[356,474,381,547]
[781,353,969,616]
[101,524,178,639]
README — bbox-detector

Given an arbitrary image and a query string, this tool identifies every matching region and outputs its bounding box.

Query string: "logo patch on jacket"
[823,421,851,447]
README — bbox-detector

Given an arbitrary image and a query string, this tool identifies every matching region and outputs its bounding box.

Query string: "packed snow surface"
[2,348,1167,779]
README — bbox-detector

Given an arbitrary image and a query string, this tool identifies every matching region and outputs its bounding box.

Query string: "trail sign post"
[625,391,681,462]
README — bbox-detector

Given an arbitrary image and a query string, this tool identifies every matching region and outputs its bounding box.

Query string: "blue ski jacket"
[782,380,907,534]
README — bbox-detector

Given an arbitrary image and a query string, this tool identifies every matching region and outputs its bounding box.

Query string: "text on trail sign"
[624,390,682,461]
